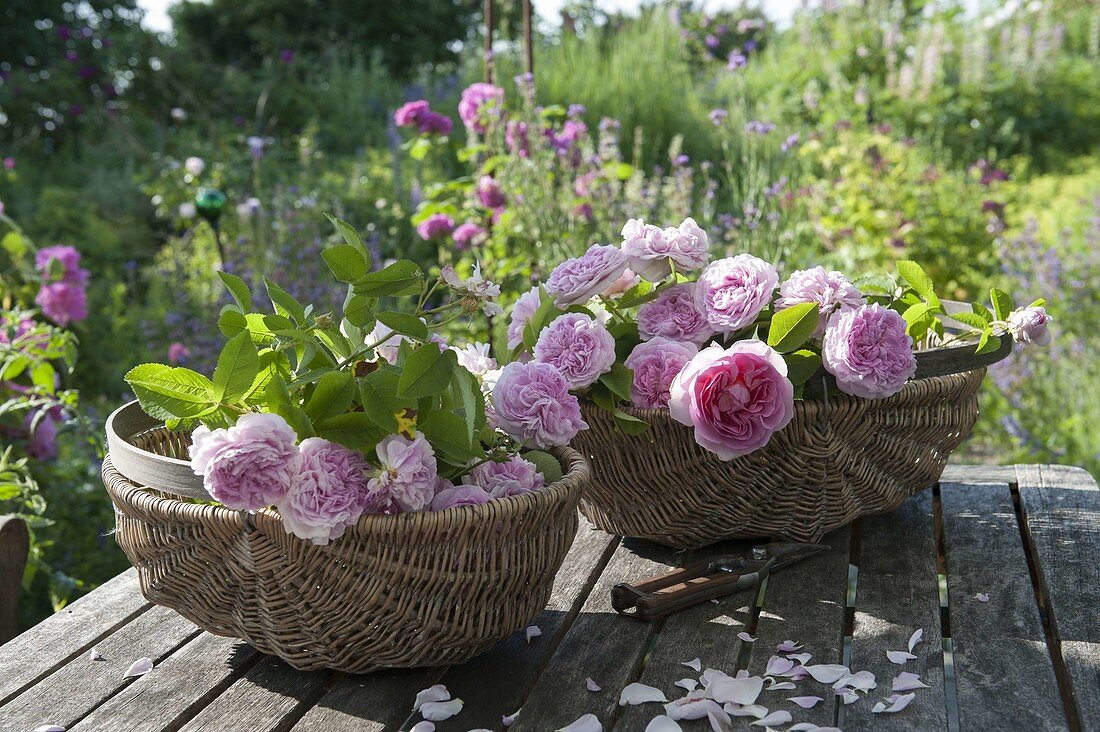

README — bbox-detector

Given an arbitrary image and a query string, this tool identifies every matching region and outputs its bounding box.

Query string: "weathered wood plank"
[0,515,30,644]
[69,632,259,731]
[420,519,619,731]
[508,538,678,731]
[0,568,149,705]
[940,481,1066,730]
[178,657,331,732]
[1016,464,1100,730]
[0,605,200,729]
[941,464,1018,483]
[846,491,948,731]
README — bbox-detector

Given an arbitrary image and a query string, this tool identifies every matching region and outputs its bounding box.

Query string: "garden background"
[1,0,1098,630]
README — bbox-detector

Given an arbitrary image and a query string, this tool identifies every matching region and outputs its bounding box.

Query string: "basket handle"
[105,401,212,501]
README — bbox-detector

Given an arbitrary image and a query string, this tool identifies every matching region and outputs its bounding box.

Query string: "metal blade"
[762,541,830,572]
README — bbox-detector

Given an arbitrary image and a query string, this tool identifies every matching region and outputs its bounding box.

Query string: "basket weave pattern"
[572,369,985,548]
[103,430,588,673]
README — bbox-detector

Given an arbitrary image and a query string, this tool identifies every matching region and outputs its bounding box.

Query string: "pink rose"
[620,217,710,281]
[491,361,588,448]
[694,254,779,333]
[507,286,542,350]
[624,337,699,409]
[453,221,487,250]
[637,283,715,346]
[417,213,455,241]
[458,82,504,134]
[35,281,87,327]
[668,340,794,459]
[602,268,640,297]
[534,313,616,389]
[464,455,545,498]
[189,412,300,511]
[476,175,506,209]
[277,438,372,545]
[775,266,864,337]
[1006,306,1052,346]
[430,483,492,511]
[367,432,440,512]
[544,244,629,307]
[822,304,917,399]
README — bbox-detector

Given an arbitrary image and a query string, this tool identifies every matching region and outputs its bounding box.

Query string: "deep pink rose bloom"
[418,111,453,135]
[452,221,487,250]
[190,412,299,511]
[35,246,87,284]
[35,281,88,327]
[458,82,504,134]
[507,286,541,350]
[822,304,917,399]
[277,438,372,545]
[394,100,430,127]
[393,101,453,135]
[621,217,710,281]
[534,313,616,389]
[545,244,629,308]
[637,283,715,346]
[1006,306,1052,346]
[624,337,699,409]
[367,432,439,512]
[476,175,506,209]
[464,455,545,498]
[417,213,455,241]
[668,340,794,459]
[694,254,779,333]
[491,361,588,448]
[775,266,864,337]
[431,483,492,511]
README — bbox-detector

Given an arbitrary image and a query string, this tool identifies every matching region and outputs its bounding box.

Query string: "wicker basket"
[571,340,1010,548]
[101,402,589,673]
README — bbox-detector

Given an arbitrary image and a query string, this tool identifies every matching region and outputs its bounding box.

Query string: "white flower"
[179,202,197,219]
[454,342,497,377]
[184,156,205,177]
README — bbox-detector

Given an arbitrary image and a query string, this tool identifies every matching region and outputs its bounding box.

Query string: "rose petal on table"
[681,657,702,672]
[736,632,757,643]
[834,670,876,692]
[723,702,769,718]
[708,675,764,705]
[645,715,683,732]
[802,664,849,684]
[664,691,718,721]
[586,677,602,692]
[887,650,916,665]
[892,672,931,691]
[88,648,104,662]
[766,656,796,676]
[707,704,733,732]
[908,628,924,653]
[675,677,700,691]
[556,713,602,732]
[776,640,803,653]
[751,710,793,727]
[34,726,66,732]
[502,709,519,726]
[977,593,990,603]
[840,690,860,705]
[766,680,797,691]
[420,699,463,721]
[526,625,542,643]
[413,684,450,711]
[872,692,916,714]
[123,657,153,678]
[787,652,813,666]
[788,696,824,709]
[409,723,435,732]
[620,682,669,706]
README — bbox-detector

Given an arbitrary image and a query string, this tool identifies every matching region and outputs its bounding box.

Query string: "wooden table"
[2,464,1098,731]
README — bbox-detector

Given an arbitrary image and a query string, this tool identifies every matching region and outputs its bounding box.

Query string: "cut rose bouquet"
[124,216,583,545]
[504,216,1051,460]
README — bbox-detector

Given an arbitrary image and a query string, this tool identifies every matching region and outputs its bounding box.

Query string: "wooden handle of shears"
[612,570,761,620]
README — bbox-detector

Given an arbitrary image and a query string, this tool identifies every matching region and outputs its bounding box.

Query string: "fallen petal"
[707,705,733,732]
[788,696,824,709]
[682,657,702,672]
[766,680,797,691]
[88,648,104,662]
[413,684,450,711]
[977,593,990,603]
[410,723,436,732]
[586,677,602,692]
[708,675,764,705]
[502,710,519,726]
[724,703,769,718]
[34,727,66,732]
[908,628,924,653]
[526,625,542,643]
[766,656,796,676]
[787,652,813,666]
[645,716,683,732]
[557,713,602,732]
[803,664,849,684]
[664,694,721,721]
[776,640,803,653]
[736,632,757,643]
[675,678,700,692]
[751,710,793,727]
[887,650,916,665]
[791,726,842,732]
[892,672,931,692]
[421,699,463,722]
[620,682,669,706]
[872,692,916,714]
[841,691,859,705]
[835,670,876,692]
[123,657,153,678]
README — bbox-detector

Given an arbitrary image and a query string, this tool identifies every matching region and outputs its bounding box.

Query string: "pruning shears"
[611,542,829,621]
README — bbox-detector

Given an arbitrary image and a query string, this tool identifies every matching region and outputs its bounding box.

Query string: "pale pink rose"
[544,244,629,307]
[533,313,616,389]
[491,361,588,448]
[602,268,640,297]
[637,283,715,345]
[624,337,699,409]
[464,455,545,498]
[620,217,710,281]
[775,266,864,336]
[668,340,794,459]
[277,438,372,545]
[431,483,493,511]
[189,412,299,511]
[454,342,497,376]
[1006,306,1052,346]
[822,304,917,399]
[507,286,542,350]
[367,432,440,512]
[694,254,779,333]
